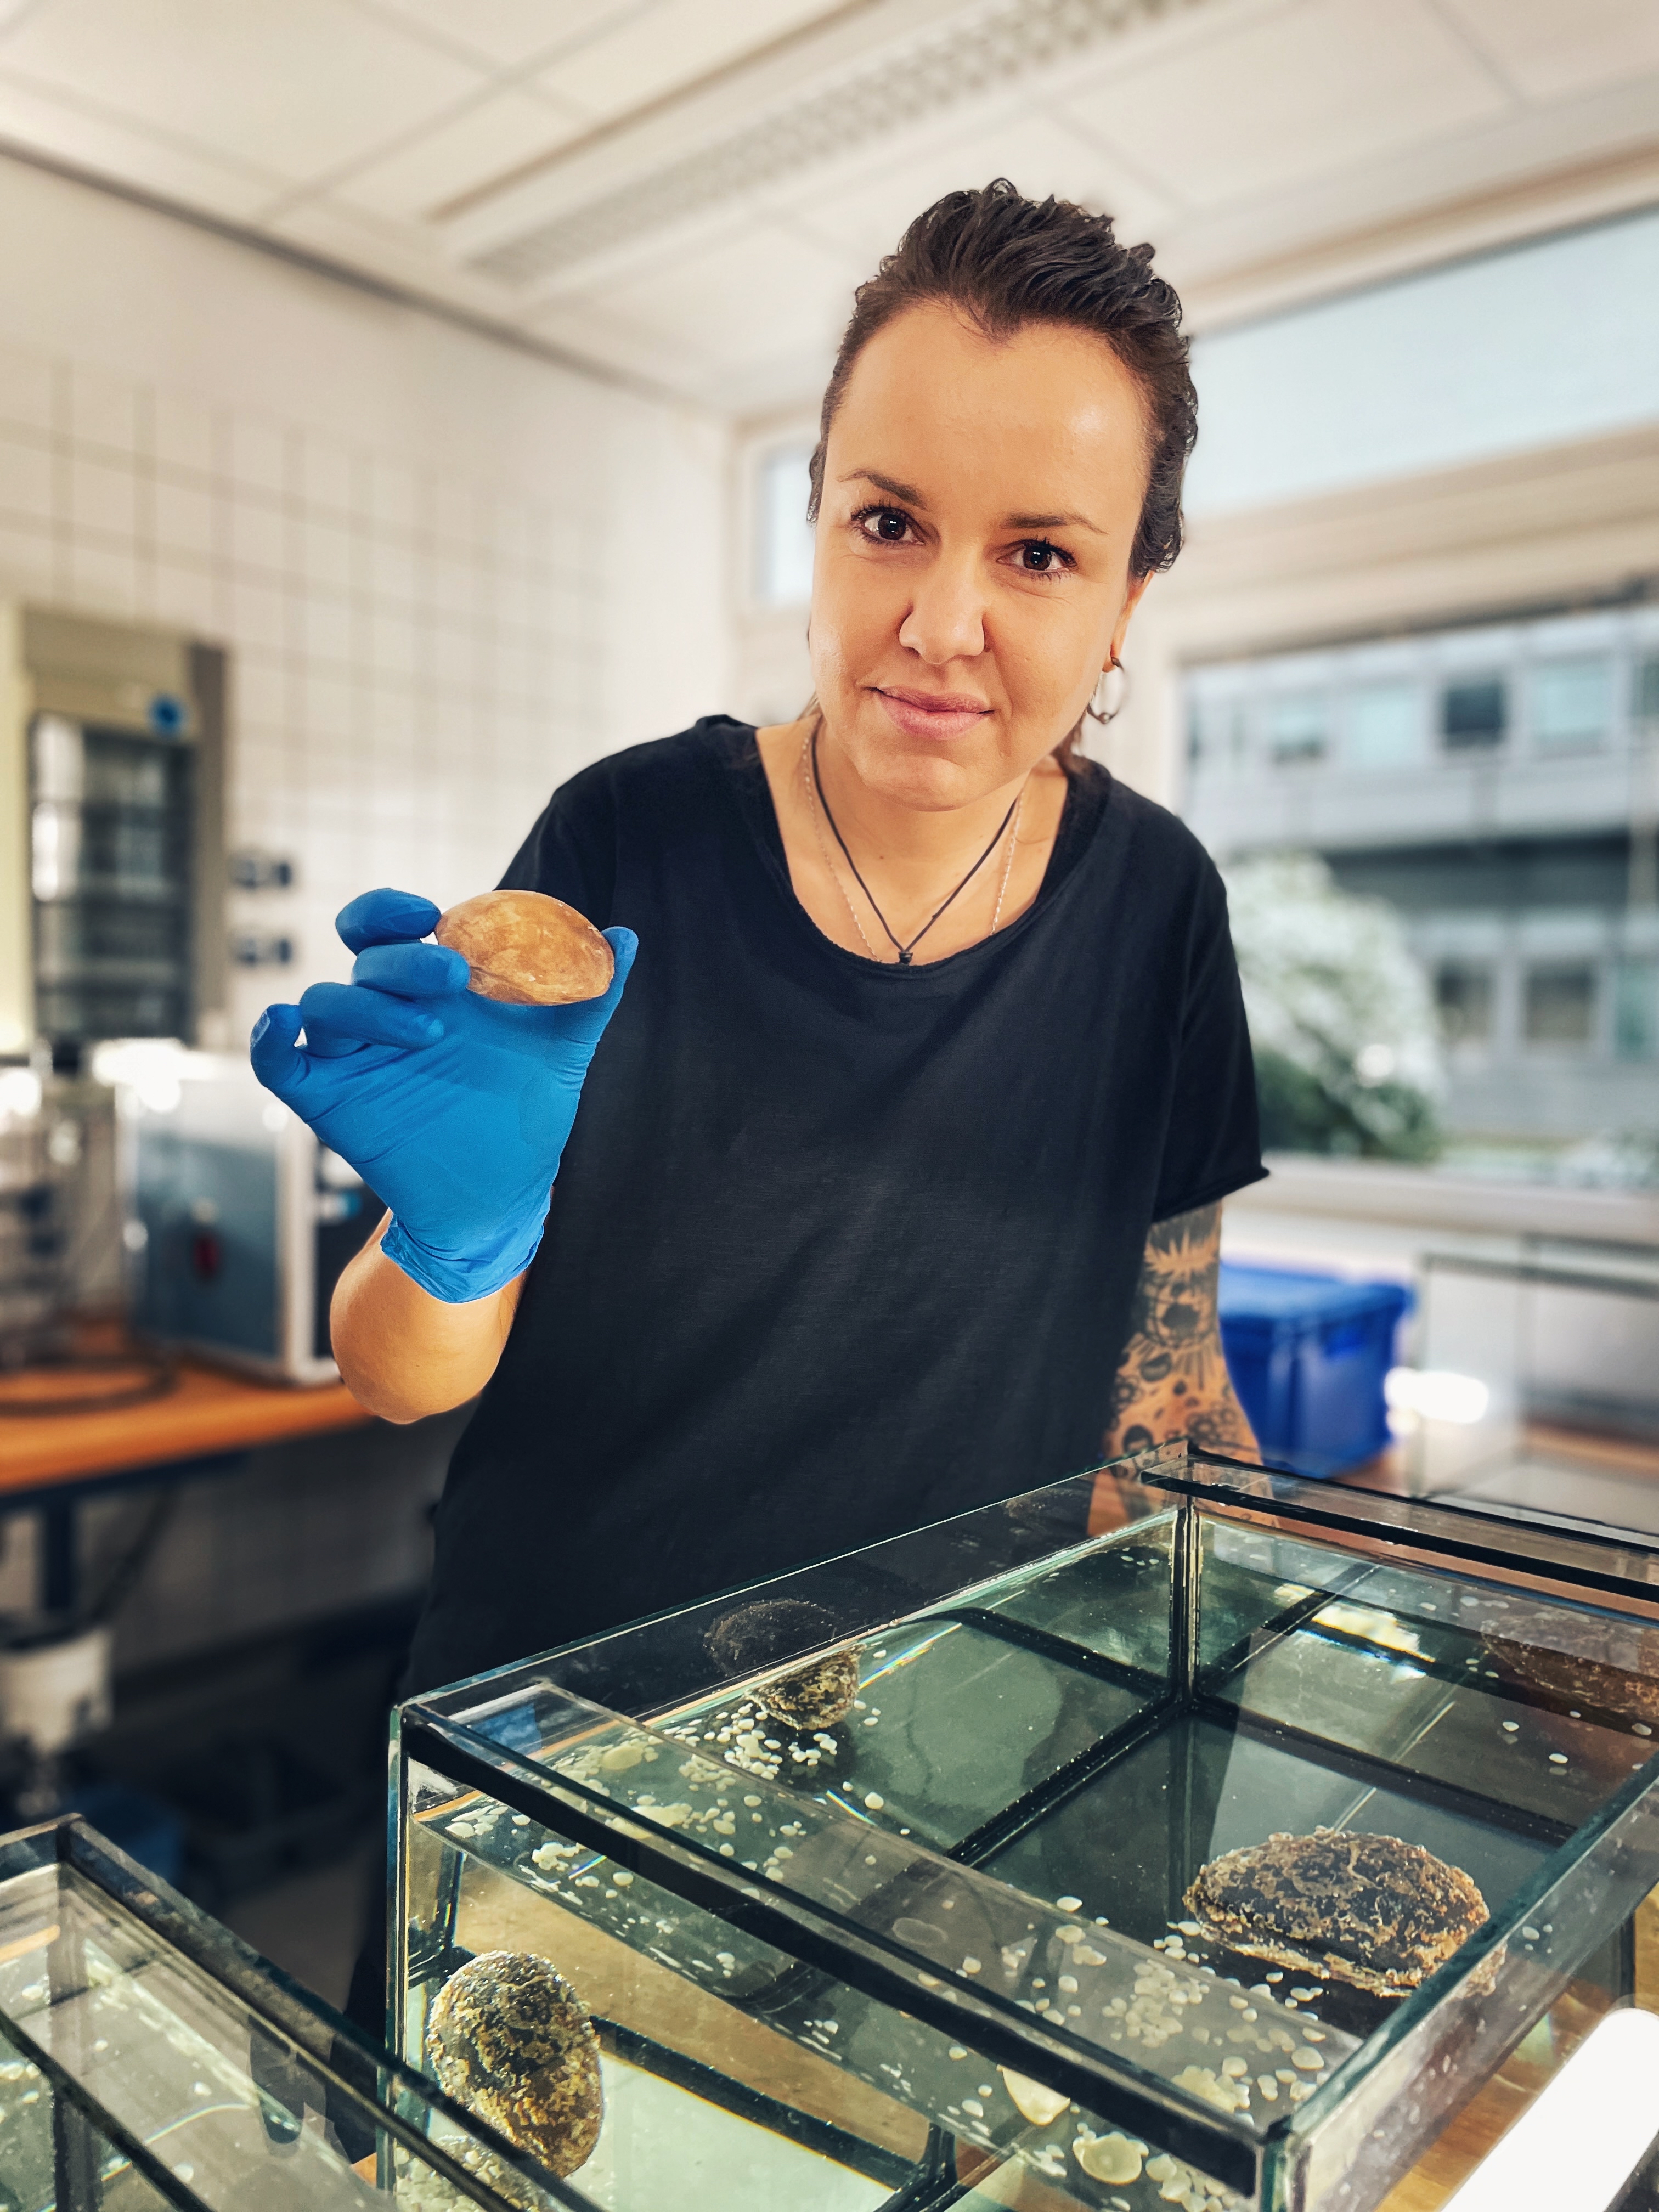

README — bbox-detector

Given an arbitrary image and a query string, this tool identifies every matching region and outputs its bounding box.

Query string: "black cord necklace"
[810,725,1020,966]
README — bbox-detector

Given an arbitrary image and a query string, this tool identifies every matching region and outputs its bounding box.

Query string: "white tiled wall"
[0,159,730,1657]
[0,157,731,1041]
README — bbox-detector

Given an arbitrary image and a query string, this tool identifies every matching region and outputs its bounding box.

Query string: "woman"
[253,182,1262,1709]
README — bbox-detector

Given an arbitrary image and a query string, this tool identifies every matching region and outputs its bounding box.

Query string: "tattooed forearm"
[1104,1203,1260,1463]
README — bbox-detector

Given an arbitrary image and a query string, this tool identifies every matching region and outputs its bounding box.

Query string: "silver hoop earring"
[1085,654,1126,726]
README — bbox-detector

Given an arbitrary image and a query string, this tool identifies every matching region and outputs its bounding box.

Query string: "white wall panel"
[0,157,729,1045]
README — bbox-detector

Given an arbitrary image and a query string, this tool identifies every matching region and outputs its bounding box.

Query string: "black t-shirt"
[404,718,1262,1695]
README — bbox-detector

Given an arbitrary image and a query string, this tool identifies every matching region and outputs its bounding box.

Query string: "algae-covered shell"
[426,1950,602,2178]
[758,1648,862,1731]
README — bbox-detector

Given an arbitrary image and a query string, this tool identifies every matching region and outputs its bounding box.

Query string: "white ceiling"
[0,0,1656,417]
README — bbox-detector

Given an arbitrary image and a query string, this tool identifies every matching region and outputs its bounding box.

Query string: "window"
[1435,962,1494,1045]
[753,445,814,607]
[1530,657,1612,753]
[1266,695,1327,764]
[1182,202,1659,515]
[1441,678,1506,751]
[1190,697,1248,765]
[1523,963,1598,1046]
[1346,681,1421,770]
[1615,958,1658,1058]
[1180,604,1655,1169]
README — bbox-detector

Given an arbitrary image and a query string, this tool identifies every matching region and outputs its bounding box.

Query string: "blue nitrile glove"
[250,888,636,1303]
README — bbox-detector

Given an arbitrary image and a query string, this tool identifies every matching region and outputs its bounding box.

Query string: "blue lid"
[1218,1263,1409,1322]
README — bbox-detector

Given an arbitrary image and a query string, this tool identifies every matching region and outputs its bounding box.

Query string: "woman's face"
[810,300,1153,810]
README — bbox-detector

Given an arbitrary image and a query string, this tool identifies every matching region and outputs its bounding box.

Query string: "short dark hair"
[808,179,1197,579]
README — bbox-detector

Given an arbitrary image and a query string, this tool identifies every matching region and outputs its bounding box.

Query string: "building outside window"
[1616,957,1659,1059]
[1530,657,1612,753]
[1435,962,1495,1047]
[1523,962,1598,1047]
[1182,598,1659,1165]
[1187,697,1218,764]
[1188,691,1249,768]
[1440,677,1507,751]
[1346,681,1422,772]
[1176,206,1659,1179]
[752,444,814,608]
[1266,695,1328,764]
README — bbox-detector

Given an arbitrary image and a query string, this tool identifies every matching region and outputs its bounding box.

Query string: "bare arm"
[330,1214,524,1423]
[1103,1203,1259,1462]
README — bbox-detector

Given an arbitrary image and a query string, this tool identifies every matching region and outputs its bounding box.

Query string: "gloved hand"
[251,888,636,1303]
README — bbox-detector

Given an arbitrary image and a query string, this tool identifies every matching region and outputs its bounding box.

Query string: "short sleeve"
[497,759,620,922]
[1150,861,1265,1222]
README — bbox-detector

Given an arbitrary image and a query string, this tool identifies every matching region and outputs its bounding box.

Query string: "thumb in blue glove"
[251,887,636,1303]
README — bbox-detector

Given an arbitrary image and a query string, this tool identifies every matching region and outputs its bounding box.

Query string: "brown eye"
[872,509,908,541]
[1024,541,1055,570]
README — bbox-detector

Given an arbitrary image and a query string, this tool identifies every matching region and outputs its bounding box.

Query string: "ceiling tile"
[532,278,835,417]
[1436,0,1659,100]
[538,0,842,121]
[264,191,614,348]
[0,0,484,181]
[785,106,1178,273]
[527,291,721,391]
[575,215,859,373]
[334,87,585,221]
[686,337,839,418]
[0,64,284,219]
[1061,0,1510,207]
[1156,66,1659,320]
[264,193,465,294]
[353,0,646,70]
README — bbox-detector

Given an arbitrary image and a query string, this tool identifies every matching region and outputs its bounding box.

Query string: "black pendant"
[810,725,1020,972]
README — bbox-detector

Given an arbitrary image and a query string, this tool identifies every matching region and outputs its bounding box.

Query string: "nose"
[896,549,985,666]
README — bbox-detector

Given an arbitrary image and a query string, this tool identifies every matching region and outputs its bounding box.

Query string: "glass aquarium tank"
[0,1813,582,2208]
[393,1443,1659,2212]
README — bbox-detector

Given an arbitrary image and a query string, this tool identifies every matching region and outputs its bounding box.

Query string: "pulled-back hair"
[808,179,1196,579]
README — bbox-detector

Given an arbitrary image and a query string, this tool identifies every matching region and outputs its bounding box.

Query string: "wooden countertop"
[0,1352,371,1496]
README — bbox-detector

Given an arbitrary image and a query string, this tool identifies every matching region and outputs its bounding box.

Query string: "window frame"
[1521,959,1601,1052]
[1439,675,1508,754]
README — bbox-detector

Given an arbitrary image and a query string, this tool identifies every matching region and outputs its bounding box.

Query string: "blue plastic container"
[1218,1264,1410,1479]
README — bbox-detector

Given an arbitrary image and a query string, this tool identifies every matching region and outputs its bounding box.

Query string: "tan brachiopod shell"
[435,889,613,1005]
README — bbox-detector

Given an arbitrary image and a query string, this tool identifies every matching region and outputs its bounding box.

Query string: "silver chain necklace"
[800,723,1025,966]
